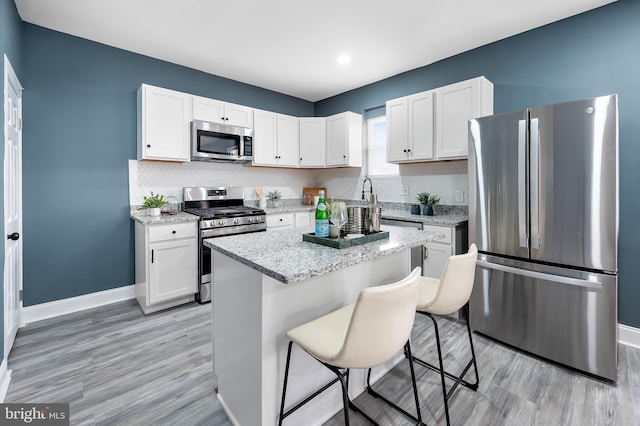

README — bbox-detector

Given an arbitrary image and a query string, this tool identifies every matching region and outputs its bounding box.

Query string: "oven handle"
[201,224,266,239]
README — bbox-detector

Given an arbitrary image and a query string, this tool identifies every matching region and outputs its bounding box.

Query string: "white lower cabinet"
[267,211,313,230]
[135,221,198,314]
[422,223,468,279]
[267,213,295,230]
[294,211,313,227]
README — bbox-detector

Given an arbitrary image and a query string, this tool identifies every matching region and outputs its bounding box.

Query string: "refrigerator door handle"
[518,119,528,248]
[530,118,540,250]
[476,259,603,290]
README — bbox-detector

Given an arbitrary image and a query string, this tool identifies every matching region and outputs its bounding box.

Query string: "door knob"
[7,232,19,241]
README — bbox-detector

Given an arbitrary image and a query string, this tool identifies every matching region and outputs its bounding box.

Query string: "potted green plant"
[416,192,440,216]
[267,189,282,208]
[137,191,169,217]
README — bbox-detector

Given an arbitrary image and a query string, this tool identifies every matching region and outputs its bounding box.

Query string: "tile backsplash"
[129,159,470,209]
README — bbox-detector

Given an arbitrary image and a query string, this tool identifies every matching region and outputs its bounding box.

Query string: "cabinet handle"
[146,144,151,148]
[424,247,428,260]
[172,230,176,234]
[279,218,283,222]
[300,157,303,161]
[151,249,154,263]
[407,149,411,153]
[403,149,407,153]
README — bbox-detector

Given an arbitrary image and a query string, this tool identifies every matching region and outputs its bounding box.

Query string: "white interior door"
[4,55,23,359]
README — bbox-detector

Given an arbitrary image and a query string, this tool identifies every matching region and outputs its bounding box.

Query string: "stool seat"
[286,303,355,367]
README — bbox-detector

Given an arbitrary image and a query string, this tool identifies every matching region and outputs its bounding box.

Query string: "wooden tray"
[302,231,389,249]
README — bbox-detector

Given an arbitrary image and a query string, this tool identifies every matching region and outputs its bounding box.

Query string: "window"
[367,116,398,176]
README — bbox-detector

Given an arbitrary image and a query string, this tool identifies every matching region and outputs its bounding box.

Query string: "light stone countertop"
[205,225,443,285]
[263,205,315,214]
[130,211,199,225]
[381,209,468,226]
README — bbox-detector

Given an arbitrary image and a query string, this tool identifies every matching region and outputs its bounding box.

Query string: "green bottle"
[315,190,329,237]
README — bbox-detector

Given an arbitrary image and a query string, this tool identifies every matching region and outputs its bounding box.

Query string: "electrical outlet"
[455,189,464,203]
[400,185,409,196]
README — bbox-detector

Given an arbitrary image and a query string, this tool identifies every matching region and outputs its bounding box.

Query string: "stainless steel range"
[184,186,266,303]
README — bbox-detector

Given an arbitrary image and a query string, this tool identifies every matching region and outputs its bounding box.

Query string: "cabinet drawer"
[148,222,196,242]
[423,224,452,244]
[267,213,294,229]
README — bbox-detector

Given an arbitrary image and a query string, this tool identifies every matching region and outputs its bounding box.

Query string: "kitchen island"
[205,226,443,426]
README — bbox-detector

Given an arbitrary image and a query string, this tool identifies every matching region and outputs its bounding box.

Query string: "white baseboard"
[21,285,136,326]
[619,323,640,350]
[0,358,11,402]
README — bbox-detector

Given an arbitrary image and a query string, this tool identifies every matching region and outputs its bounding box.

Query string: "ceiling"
[14,0,616,102]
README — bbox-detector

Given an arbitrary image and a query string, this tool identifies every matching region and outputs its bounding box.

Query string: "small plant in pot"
[137,191,169,217]
[267,190,282,208]
[416,192,440,216]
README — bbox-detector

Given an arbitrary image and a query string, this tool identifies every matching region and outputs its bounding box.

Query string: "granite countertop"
[205,225,443,285]
[263,205,315,214]
[381,209,468,226]
[130,211,199,225]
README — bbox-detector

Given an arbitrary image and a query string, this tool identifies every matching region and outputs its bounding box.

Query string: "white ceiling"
[14,0,616,102]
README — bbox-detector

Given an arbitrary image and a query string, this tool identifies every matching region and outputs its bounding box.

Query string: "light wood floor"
[5,300,639,425]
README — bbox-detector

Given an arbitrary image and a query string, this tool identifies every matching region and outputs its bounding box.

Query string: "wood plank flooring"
[5,300,639,425]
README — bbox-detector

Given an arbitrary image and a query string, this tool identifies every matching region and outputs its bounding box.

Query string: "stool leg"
[463,303,480,389]
[429,314,451,426]
[278,341,294,426]
[405,341,424,425]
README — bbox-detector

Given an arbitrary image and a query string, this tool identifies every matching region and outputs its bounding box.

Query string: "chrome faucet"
[362,176,373,201]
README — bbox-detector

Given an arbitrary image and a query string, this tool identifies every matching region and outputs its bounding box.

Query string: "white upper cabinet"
[252,109,298,167]
[434,76,493,159]
[326,112,363,167]
[386,91,434,163]
[137,84,191,162]
[192,95,253,128]
[253,109,277,165]
[386,76,493,163]
[298,117,326,167]
[276,114,299,167]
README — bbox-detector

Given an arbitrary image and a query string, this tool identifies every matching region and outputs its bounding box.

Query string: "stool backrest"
[424,243,478,315]
[334,267,421,369]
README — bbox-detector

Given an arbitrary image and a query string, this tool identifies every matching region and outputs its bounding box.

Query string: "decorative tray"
[302,231,390,249]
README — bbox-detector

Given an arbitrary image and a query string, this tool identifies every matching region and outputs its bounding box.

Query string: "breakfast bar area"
[205,226,442,425]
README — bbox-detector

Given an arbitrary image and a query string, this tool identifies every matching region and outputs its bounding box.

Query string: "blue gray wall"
[21,23,313,307]
[316,0,640,328]
[1,0,23,367]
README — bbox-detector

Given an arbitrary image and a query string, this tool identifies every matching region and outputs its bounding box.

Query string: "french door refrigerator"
[468,94,618,381]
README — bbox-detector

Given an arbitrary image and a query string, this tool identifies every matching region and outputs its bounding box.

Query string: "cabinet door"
[276,114,299,167]
[386,98,409,162]
[224,102,254,128]
[140,85,191,161]
[253,109,278,166]
[408,91,434,160]
[192,96,225,124]
[294,211,312,228]
[267,213,295,230]
[299,118,326,167]
[326,113,348,166]
[149,238,197,304]
[435,79,479,159]
[423,242,453,279]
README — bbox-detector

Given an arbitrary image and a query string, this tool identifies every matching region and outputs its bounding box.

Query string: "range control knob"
[218,220,225,226]
[249,217,254,223]
[233,218,239,225]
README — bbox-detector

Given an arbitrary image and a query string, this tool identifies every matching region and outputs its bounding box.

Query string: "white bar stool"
[413,243,479,426]
[278,267,423,426]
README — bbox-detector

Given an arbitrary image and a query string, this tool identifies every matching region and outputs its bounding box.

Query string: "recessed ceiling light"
[337,54,351,65]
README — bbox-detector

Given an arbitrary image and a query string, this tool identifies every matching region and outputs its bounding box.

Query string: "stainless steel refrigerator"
[468,94,618,381]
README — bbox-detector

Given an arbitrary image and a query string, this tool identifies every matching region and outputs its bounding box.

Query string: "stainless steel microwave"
[191,120,253,163]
